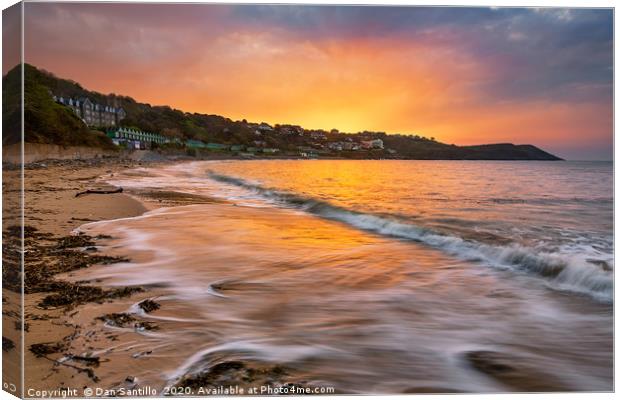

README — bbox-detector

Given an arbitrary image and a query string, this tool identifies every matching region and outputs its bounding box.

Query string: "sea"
[75,160,613,392]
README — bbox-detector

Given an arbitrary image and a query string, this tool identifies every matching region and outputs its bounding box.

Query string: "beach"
[3,158,159,394]
[3,159,613,395]
[6,158,326,395]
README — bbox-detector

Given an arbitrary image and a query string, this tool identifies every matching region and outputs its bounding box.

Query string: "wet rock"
[138,299,161,313]
[125,376,136,383]
[464,350,568,391]
[175,361,288,390]
[587,259,613,272]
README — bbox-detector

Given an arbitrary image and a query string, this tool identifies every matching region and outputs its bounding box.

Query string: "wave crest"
[208,172,613,302]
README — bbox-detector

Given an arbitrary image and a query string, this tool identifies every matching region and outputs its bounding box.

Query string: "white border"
[0,2,616,400]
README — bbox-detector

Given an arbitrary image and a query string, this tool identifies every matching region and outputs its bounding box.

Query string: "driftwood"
[75,187,123,198]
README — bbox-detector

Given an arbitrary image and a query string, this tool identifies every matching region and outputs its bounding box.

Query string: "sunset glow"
[21,3,613,159]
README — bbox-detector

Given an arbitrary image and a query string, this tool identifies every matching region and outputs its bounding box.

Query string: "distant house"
[262,148,280,154]
[278,125,304,136]
[328,142,343,151]
[107,127,170,149]
[361,139,384,150]
[310,131,327,141]
[54,94,125,127]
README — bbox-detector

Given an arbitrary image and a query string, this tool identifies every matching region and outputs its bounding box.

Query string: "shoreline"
[9,157,332,394]
[3,157,183,393]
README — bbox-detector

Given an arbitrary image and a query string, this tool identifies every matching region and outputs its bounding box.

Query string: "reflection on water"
[73,160,612,393]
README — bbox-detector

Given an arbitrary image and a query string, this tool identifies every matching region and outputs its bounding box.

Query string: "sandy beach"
[3,158,172,394]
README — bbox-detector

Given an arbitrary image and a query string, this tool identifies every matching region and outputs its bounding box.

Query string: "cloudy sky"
[22,3,613,160]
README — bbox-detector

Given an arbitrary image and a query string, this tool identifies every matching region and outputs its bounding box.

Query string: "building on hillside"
[107,127,170,149]
[342,142,360,151]
[328,142,344,151]
[186,139,207,149]
[299,150,318,158]
[310,131,327,141]
[53,95,126,127]
[258,123,274,132]
[361,139,384,150]
[206,143,229,151]
[278,125,304,135]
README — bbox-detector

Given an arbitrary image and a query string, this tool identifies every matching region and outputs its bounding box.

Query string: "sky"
[20,3,613,160]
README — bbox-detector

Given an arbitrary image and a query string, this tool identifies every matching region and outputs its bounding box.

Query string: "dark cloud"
[228,6,612,104]
[25,3,612,105]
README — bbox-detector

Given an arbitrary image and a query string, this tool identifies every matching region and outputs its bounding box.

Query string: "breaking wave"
[208,171,613,302]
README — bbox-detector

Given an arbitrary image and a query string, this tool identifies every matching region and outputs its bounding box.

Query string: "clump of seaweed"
[97,313,158,331]
[39,285,143,309]
[29,342,67,357]
[2,337,15,352]
[56,235,96,249]
[138,299,161,313]
[2,225,140,309]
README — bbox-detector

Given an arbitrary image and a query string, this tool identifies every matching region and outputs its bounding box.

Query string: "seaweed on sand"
[96,313,158,331]
[3,225,142,308]
[39,285,143,308]
[2,337,15,352]
[29,342,67,357]
[138,299,161,313]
